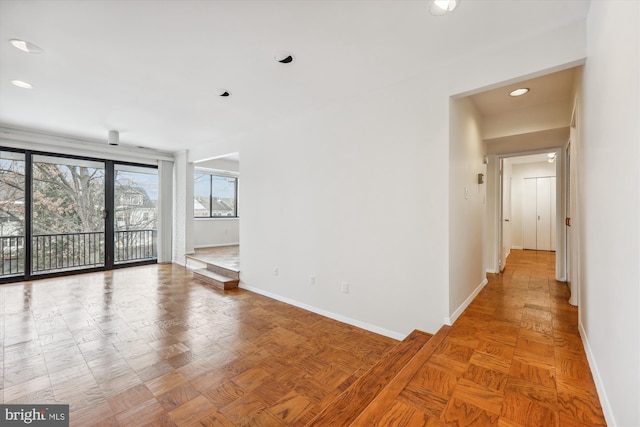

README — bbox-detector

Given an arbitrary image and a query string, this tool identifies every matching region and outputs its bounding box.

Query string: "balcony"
[1,229,157,278]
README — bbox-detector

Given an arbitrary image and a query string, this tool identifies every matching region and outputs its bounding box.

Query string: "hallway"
[435,249,605,425]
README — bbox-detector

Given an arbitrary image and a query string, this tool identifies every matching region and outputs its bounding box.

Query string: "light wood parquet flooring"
[1,250,606,426]
[0,265,397,426]
[343,250,607,426]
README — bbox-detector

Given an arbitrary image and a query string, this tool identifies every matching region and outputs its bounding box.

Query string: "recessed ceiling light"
[509,88,530,97]
[11,80,33,89]
[429,0,459,15]
[274,51,294,64]
[10,39,43,54]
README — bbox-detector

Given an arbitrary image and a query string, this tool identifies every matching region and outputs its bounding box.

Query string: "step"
[185,254,240,280]
[305,329,434,426]
[206,263,239,280]
[192,268,239,290]
[351,325,451,426]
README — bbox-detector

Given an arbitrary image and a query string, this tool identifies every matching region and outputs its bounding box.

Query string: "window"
[194,172,238,218]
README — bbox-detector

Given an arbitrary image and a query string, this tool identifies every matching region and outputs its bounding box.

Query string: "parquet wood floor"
[1,250,606,426]
[0,265,397,426]
[341,250,607,426]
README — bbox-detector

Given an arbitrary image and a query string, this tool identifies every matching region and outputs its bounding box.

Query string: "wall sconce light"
[478,173,484,184]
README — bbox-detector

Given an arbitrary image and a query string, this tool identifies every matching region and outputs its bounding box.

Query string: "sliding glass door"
[0,148,158,282]
[31,155,106,274]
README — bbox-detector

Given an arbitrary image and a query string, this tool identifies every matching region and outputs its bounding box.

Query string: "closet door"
[523,178,538,250]
[536,177,552,251]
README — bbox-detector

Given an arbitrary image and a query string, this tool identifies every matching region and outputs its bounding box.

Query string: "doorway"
[497,152,562,275]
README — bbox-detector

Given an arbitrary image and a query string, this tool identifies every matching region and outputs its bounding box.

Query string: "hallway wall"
[580,1,640,425]
[449,96,486,321]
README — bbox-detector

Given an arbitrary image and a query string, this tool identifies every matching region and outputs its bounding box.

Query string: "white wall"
[172,150,194,264]
[509,161,556,249]
[449,97,486,322]
[580,1,639,425]
[193,218,239,248]
[191,18,586,338]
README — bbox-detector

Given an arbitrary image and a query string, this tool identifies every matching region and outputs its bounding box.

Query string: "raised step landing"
[306,326,451,426]
[192,268,239,290]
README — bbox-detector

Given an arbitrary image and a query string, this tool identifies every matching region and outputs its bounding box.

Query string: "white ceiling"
[469,68,576,117]
[0,0,590,154]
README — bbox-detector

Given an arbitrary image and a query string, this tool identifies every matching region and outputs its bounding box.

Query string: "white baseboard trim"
[511,246,523,250]
[486,269,497,274]
[578,320,616,426]
[239,282,406,341]
[193,242,239,249]
[444,278,488,326]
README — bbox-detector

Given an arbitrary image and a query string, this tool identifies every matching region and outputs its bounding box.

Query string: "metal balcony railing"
[0,229,157,277]
[1,235,25,276]
[114,229,157,263]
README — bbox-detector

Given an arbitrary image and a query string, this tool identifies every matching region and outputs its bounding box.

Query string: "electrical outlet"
[341,282,349,294]
[310,275,316,285]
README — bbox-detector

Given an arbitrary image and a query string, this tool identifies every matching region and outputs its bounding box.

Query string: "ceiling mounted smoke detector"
[274,51,294,64]
[429,0,459,15]
[108,130,119,146]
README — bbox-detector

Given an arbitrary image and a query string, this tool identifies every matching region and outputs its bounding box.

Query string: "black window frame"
[194,172,239,218]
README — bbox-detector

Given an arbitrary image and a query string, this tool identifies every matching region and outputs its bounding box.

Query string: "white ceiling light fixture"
[9,39,44,54]
[429,0,459,15]
[11,80,33,89]
[509,88,530,97]
[108,130,119,146]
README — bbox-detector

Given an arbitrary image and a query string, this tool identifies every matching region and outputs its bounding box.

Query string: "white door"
[502,175,512,265]
[536,177,552,251]
[523,178,538,250]
[523,176,556,251]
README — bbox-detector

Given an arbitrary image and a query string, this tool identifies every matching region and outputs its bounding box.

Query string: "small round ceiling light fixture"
[509,88,530,97]
[11,79,33,89]
[10,39,44,54]
[429,0,459,15]
[216,89,231,97]
[274,51,294,64]
[108,130,120,146]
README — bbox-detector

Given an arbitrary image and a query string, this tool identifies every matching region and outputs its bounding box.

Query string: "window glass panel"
[194,173,211,217]
[31,155,105,273]
[0,151,26,277]
[114,166,158,263]
[211,176,236,217]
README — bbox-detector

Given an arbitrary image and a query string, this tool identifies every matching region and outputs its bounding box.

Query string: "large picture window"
[0,147,158,283]
[194,172,238,218]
